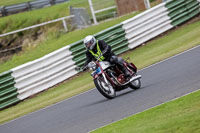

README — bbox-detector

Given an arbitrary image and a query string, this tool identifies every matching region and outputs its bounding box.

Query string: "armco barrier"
[0,71,20,110]
[0,15,74,37]
[0,0,69,17]
[11,45,77,100]
[166,0,200,26]
[69,24,128,68]
[0,0,199,109]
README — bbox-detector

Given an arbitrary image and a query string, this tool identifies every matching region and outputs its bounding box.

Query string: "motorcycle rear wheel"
[94,76,116,99]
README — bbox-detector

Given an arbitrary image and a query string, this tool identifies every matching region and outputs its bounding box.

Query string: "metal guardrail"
[0,15,74,54]
[0,0,69,17]
[94,6,116,14]
[0,15,74,38]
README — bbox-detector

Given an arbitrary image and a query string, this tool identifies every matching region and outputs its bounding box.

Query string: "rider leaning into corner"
[82,35,131,78]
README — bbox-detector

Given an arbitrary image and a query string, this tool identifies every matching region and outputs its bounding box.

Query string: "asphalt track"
[1,45,200,133]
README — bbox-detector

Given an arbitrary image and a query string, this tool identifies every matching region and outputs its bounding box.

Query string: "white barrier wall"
[198,0,200,8]
[11,45,78,100]
[122,3,173,49]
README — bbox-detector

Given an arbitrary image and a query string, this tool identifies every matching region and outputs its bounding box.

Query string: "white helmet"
[83,35,96,50]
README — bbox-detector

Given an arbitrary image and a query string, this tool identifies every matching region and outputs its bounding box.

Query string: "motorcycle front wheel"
[94,76,116,99]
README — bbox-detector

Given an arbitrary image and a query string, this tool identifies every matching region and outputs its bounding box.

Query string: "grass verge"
[91,89,200,133]
[0,0,30,6]
[0,17,200,124]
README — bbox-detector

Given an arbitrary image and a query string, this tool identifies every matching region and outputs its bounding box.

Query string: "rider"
[82,35,131,78]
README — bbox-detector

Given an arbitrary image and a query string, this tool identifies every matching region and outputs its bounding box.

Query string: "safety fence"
[0,0,69,17]
[0,0,199,110]
[0,15,74,38]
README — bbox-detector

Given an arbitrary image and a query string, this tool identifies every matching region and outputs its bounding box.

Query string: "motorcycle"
[81,55,142,99]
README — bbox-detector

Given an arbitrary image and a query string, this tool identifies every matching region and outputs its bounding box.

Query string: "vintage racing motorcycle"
[80,55,142,99]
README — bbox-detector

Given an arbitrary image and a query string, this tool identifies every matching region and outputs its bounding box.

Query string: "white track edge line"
[139,45,200,72]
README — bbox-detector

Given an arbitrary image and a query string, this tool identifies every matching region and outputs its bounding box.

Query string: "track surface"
[1,46,200,133]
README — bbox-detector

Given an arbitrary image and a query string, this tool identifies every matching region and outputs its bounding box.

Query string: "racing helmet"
[83,35,96,50]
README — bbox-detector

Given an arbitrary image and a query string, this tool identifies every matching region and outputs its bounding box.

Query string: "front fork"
[102,73,109,85]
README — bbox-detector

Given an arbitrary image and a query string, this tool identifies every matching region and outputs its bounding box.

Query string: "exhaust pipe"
[129,75,142,83]
[111,73,142,86]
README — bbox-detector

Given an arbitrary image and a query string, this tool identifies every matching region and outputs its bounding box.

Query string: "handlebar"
[96,54,103,61]
[75,65,88,72]
[75,50,106,72]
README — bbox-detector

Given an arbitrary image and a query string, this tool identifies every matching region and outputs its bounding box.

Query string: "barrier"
[0,15,74,37]
[11,45,77,100]
[122,3,173,49]
[166,0,200,26]
[0,71,19,109]
[0,0,69,17]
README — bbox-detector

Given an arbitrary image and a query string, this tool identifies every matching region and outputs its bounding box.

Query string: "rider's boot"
[110,56,131,79]
[122,67,131,78]
[118,62,131,78]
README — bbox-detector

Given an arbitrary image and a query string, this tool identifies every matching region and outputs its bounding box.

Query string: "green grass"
[0,17,200,125]
[92,0,115,11]
[91,90,200,133]
[0,12,139,73]
[96,8,117,21]
[0,0,30,6]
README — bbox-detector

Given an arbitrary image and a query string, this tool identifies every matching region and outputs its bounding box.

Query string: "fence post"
[50,0,55,5]
[88,0,98,24]
[0,7,2,16]
[1,6,7,16]
[27,2,32,10]
[144,0,151,9]
[62,18,68,32]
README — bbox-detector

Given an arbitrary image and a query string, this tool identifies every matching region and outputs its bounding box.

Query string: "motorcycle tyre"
[94,76,116,99]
